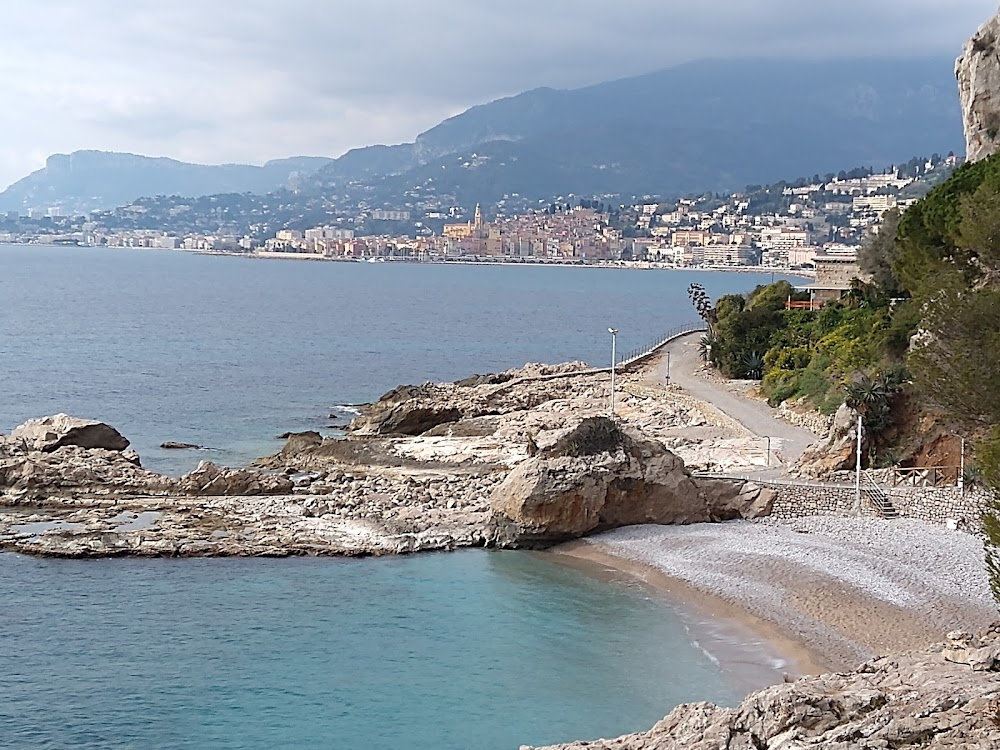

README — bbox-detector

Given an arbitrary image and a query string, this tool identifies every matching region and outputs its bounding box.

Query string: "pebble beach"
[560,517,996,673]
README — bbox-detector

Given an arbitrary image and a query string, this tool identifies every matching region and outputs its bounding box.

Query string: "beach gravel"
[588,516,996,670]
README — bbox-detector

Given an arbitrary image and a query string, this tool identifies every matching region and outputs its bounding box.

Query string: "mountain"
[3,57,965,217]
[317,57,965,202]
[0,152,334,214]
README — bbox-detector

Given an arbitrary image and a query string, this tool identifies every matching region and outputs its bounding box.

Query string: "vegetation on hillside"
[689,275,912,462]
[693,151,1000,604]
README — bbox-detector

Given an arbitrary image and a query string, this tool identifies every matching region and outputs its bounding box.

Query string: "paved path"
[645,333,820,472]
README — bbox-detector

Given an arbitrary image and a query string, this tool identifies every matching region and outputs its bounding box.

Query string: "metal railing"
[887,465,960,488]
[861,470,898,518]
[619,322,707,368]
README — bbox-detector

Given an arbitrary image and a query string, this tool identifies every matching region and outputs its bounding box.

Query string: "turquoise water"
[0,245,794,474]
[0,246,787,748]
[1,551,738,749]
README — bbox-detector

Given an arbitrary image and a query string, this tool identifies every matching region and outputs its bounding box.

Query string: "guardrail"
[886,465,960,488]
[619,322,707,369]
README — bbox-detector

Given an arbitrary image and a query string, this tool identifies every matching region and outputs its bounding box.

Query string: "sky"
[0,0,996,188]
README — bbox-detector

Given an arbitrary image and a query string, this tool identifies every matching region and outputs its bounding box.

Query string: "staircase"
[861,471,899,519]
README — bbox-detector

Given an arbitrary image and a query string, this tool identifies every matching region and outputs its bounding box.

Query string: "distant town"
[0,154,960,278]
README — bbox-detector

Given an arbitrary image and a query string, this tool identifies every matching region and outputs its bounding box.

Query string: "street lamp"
[665,350,671,385]
[957,434,966,493]
[608,328,619,417]
[854,414,863,516]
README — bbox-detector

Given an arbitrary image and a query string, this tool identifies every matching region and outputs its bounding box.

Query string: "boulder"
[957,8,1000,162]
[350,403,463,436]
[794,403,858,479]
[9,414,130,453]
[488,417,765,548]
[279,431,323,456]
[177,461,293,496]
[160,442,203,450]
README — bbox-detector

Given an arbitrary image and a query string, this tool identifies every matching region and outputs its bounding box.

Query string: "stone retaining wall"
[733,479,992,531]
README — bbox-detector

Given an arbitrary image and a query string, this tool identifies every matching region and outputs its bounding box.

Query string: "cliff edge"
[958,6,1000,162]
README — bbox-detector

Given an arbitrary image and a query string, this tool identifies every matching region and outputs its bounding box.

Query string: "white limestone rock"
[9,414,130,452]
[957,6,1000,162]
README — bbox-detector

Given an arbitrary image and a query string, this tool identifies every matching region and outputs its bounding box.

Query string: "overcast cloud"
[0,0,995,187]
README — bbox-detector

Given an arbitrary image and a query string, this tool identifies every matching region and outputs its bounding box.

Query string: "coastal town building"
[3,154,957,274]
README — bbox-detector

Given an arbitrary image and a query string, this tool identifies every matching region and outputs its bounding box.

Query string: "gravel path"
[653,333,819,467]
[587,517,996,670]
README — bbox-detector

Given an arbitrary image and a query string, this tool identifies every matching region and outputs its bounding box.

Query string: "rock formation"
[8,414,130,452]
[794,403,858,479]
[347,361,592,436]
[957,7,1000,162]
[0,417,292,501]
[175,461,293,496]
[526,627,1000,750]
[488,417,768,547]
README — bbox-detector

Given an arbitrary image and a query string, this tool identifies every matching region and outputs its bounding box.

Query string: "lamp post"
[958,435,966,493]
[608,328,619,417]
[854,414,863,516]
[665,350,671,385]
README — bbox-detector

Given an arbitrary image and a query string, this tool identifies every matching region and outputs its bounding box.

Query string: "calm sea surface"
[0,245,790,474]
[1,552,747,750]
[0,246,792,749]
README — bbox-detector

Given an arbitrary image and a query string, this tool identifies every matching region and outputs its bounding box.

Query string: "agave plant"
[741,351,765,380]
[844,373,888,413]
[698,334,716,363]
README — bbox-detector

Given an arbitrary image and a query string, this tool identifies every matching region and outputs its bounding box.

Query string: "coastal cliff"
[958,6,1000,162]
[527,627,1000,749]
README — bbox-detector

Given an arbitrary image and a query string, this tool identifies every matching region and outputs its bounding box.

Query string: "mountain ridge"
[314,56,965,200]
[1,56,966,214]
[0,151,334,214]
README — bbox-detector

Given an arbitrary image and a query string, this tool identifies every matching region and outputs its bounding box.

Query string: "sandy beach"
[554,516,996,679]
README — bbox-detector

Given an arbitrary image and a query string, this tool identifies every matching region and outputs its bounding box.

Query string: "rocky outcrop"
[488,417,767,547]
[348,361,594,436]
[8,414,130,452]
[794,402,858,479]
[0,465,504,558]
[278,431,323,456]
[0,445,172,499]
[527,626,1000,750]
[0,421,295,501]
[958,8,1000,162]
[175,461,294,496]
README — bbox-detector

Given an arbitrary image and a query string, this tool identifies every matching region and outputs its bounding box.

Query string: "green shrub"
[762,370,800,406]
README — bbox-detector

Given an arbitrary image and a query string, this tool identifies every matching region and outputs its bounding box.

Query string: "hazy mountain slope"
[317,57,964,200]
[0,151,334,214]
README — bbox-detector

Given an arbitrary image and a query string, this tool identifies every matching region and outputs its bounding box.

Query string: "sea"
[0,245,795,749]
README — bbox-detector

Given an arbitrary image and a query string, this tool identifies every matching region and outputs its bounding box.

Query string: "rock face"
[527,626,1000,750]
[489,417,765,547]
[958,9,1000,162]
[176,461,294,496]
[8,414,130,452]
[795,402,858,479]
